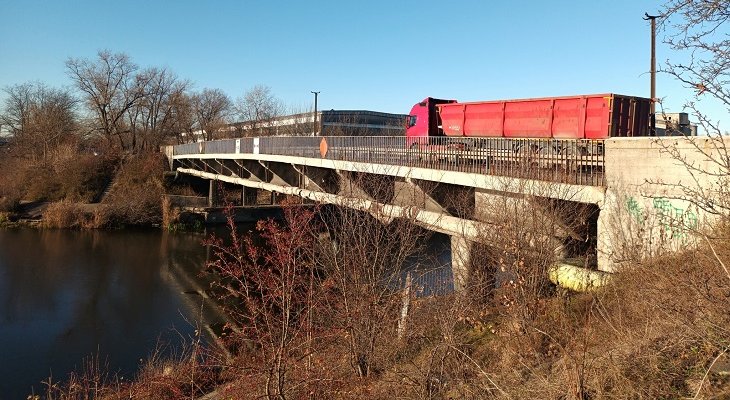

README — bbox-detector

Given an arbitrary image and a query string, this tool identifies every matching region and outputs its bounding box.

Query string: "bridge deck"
[172,136,605,187]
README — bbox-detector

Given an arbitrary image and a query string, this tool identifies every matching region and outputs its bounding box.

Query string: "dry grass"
[42,201,101,229]
[101,153,167,227]
[38,339,222,400]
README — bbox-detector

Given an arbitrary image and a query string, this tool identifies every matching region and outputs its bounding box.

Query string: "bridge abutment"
[597,137,728,271]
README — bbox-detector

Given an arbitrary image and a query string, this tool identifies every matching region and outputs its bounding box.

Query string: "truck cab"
[405,97,456,147]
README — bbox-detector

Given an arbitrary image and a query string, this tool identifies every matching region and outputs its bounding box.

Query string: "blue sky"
[0,0,725,125]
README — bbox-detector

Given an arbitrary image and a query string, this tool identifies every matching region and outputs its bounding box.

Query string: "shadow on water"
[401,232,454,297]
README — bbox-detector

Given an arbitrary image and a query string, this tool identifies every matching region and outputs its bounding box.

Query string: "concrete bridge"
[164,135,726,289]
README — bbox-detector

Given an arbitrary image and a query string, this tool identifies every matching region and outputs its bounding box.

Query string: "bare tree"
[66,50,148,150]
[655,1,730,216]
[128,67,189,151]
[168,91,196,144]
[205,202,328,399]
[660,0,729,128]
[191,88,232,141]
[236,85,283,137]
[651,2,730,286]
[315,178,430,378]
[0,82,78,162]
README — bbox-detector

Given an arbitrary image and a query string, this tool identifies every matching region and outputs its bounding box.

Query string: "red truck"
[406,94,652,155]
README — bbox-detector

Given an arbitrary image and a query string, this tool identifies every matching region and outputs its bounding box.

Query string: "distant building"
[655,112,697,136]
[179,109,406,142]
[227,109,407,137]
[320,110,407,136]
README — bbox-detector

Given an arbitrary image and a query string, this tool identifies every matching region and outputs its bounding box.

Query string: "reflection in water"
[0,229,211,398]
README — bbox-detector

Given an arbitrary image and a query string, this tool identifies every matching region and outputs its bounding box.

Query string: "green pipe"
[548,263,611,292]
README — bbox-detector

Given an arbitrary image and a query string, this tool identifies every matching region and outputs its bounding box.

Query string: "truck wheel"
[409,142,422,162]
[538,145,559,169]
[513,143,537,165]
[559,145,587,172]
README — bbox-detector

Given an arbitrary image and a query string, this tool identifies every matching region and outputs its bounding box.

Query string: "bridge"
[164,135,724,289]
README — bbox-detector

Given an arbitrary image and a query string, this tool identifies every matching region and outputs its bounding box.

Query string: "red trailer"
[406,94,651,141]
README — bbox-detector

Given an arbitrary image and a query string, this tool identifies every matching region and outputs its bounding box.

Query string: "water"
[0,228,217,399]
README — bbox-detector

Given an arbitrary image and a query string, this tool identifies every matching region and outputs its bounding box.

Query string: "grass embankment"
[0,148,171,228]
[44,152,169,228]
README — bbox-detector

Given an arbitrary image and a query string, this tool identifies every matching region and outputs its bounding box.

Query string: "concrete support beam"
[177,167,492,241]
[347,172,395,204]
[300,165,340,193]
[240,160,267,182]
[336,171,392,225]
[181,158,207,172]
[220,159,243,177]
[451,235,473,291]
[392,179,447,214]
[337,171,376,199]
[419,180,474,218]
[262,161,300,187]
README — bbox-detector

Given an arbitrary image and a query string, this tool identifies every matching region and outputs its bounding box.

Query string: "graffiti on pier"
[625,196,699,240]
[625,197,643,224]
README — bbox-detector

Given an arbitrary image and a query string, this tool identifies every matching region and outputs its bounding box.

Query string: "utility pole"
[644,12,658,135]
[311,91,320,135]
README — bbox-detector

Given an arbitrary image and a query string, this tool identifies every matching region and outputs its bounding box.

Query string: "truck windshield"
[407,115,417,128]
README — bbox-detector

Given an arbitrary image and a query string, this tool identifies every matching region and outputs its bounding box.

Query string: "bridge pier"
[208,180,218,207]
[450,235,473,291]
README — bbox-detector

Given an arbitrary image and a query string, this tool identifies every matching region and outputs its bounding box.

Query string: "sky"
[0,0,727,127]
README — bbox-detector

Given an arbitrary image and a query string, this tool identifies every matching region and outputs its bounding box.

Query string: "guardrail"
[172,136,605,186]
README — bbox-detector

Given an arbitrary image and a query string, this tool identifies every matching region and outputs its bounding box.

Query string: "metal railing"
[173,136,605,186]
[163,194,209,208]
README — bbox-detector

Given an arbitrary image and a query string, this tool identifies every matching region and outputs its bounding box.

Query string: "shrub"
[0,195,20,212]
[43,201,86,229]
[102,153,166,226]
[54,153,116,202]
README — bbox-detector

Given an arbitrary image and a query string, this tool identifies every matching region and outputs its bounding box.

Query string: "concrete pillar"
[242,186,256,207]
[208,180,218,207]
[450,235,473,291]
[596,203,615,273]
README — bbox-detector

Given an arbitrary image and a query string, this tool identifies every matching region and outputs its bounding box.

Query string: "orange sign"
[319,137,328,158]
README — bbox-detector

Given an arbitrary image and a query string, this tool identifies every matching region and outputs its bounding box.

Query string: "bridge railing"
[173,136,605,186]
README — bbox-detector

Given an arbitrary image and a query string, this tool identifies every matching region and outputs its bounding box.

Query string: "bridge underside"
[173,155,603,286]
